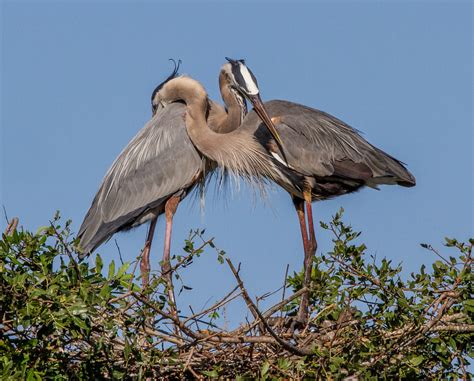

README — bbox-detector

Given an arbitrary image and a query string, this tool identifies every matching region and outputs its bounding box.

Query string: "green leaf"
[108,260,115,279]
[35,226,49,235]
[202,370,219,378]
[99,284,111,299]
[116,262,130,279]
[463,299,474,312]
[95,254,103,273]
[261,361,270,376]
[409,355,424,366]
[70,303,88,316]
[124,338,131,361]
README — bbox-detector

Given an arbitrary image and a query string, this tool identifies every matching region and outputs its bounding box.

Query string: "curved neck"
[161,76,275,181]
[215,72,248,133]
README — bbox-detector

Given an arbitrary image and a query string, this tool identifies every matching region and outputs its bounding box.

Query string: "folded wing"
[78,102,203,256]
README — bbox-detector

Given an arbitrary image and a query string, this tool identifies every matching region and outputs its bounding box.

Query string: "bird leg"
[304,190,317,258]
[162,195,180,311]
[292,190,317,327]
[292,196,310,261]
[292,196,310,326]
[140,216,158,289]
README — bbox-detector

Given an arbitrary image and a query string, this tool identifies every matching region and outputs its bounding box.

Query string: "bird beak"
[247,94,285,150]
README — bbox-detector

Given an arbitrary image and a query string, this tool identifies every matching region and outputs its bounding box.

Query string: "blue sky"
[1,1,472,324]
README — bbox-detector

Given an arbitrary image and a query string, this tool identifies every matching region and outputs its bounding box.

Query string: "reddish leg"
[140,216,158,288]
[292,196,310,256]
[162,195,180,309]
[293,190,317,326]
[292,196,310,325]
[304,191,318,258]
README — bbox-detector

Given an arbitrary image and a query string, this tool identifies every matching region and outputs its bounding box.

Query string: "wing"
[78,102,203,255]
[245,100,415,187]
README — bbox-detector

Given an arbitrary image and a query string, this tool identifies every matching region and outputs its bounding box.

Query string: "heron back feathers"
[77,103,203,257]
[249,100,415,194]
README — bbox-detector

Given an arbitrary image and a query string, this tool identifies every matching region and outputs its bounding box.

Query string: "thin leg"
[140,216,158,288]
[162,195,180,309]
[304,191,317,258]
[299,191,317,324]
[293,190,317,326]
[292,196,309,255]
[292,196,310,325]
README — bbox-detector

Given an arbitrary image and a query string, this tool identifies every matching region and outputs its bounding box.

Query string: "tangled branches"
[0,210,472,379]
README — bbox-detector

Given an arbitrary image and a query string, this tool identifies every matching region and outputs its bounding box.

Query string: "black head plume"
[151,59,182,114]
[225,57,246,65]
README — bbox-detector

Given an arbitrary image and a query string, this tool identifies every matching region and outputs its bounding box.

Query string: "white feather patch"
[238,63,259,95]
[271,151,290,168]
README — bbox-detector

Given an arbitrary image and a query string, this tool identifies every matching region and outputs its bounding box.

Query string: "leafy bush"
[285,209,473,379]
[0,211,472,379]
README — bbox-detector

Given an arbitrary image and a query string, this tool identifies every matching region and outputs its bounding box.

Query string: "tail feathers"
[397,175,416,187]
[368,148,416,188]
[77,213,129,260]
[331,155,416,189]
[77,226,102,260]
[77,220,122,260]
[77,203,153,260]
[77,219,126,260]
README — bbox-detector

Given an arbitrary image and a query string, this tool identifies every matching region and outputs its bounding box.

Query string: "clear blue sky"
[1,1,472,324]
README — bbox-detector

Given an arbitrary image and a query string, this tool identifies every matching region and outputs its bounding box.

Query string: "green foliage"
[0,215,159,379]
[286,208,473,379]
[0,210,472,379]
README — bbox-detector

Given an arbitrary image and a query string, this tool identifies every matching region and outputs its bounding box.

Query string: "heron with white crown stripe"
[211,58,416,326]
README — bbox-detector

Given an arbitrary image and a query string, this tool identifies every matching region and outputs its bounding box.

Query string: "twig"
[183,286,240,326]
[109,291,133,304]
[4,217,18,236]
[236,287,308,335]
[182,347,195,376]
[424,244,452,266]
[114,239,124,265]
[226,258,312,356]
[186,365,202,380]
[49,220,82,282]
[2,205,9,225]
[133,292,197,339]
[225,259,263,331]
[280,264,289,318]
[127,252,143,291]
[310,303,336,324]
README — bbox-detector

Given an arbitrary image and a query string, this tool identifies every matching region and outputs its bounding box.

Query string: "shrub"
[0,210,472,379]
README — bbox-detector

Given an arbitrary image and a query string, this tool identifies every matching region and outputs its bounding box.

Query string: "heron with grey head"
[208,58,416,325]
[76,60,283,299]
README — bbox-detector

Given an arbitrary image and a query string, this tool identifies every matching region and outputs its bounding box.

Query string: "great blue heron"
[77,61,282,294]
[213,58,416,324]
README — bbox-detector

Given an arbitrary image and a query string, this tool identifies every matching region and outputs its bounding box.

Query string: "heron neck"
[185,96,239,162]
[168,76,274,181]
[217,74,247,133]
[184,94,272,180]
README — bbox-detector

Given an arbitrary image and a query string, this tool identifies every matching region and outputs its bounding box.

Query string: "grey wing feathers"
[78,103,202,256]
[261,100,416,187]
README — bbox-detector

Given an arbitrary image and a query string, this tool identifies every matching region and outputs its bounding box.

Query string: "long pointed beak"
[247,94,286,155]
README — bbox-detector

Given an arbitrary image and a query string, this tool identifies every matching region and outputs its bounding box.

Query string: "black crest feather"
[225,57,246,65]
[151,59,182,114]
